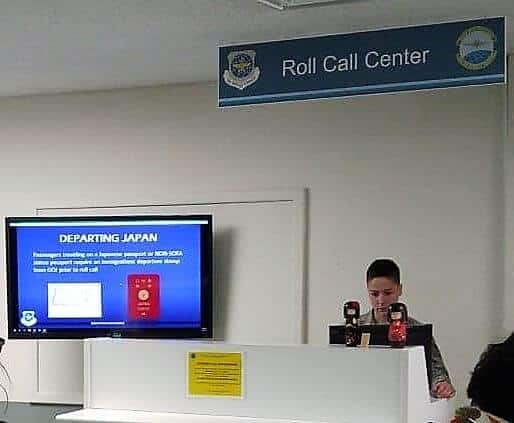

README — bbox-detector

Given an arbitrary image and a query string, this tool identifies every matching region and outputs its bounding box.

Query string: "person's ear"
[398,284,403,296]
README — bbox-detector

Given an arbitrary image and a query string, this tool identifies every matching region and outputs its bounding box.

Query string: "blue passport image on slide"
[5,215,213,339]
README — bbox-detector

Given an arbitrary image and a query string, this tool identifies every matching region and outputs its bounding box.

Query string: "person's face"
[367,277,402,322]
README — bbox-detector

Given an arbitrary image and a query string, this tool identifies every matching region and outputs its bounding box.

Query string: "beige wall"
[0,81,505,404]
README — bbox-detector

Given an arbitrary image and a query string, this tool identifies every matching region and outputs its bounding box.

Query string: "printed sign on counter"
[187,351,243,398]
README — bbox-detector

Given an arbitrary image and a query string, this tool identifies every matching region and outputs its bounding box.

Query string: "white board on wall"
[30,189,307,404]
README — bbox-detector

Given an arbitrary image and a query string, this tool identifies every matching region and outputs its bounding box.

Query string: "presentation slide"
[14,221,203,331]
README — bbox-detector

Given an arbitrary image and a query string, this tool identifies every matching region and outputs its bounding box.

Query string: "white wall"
[0,82,505,405]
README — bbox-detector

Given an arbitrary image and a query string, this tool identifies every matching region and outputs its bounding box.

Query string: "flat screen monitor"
[5,214,213,339]
[329,323,433,389]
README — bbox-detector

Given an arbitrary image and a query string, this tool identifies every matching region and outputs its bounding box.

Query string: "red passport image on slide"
[127,274,160,320]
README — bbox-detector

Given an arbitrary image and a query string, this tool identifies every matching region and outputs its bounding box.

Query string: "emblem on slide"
[223,50,260,90]
[456,26,497,70]
[20,310,38,327]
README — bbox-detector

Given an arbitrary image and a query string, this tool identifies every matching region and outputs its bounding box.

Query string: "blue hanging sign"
[218,17,506,107]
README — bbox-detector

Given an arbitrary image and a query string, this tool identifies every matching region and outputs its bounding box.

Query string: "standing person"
[360,258,455,399]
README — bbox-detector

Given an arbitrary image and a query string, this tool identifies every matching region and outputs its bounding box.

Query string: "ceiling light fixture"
[257,0,349,10]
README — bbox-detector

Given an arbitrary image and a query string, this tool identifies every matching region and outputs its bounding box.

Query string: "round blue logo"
[456,26,497,70]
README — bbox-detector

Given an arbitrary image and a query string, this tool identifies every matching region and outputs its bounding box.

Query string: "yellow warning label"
[187,351,243,398]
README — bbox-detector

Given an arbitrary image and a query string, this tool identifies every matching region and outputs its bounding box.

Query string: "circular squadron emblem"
[223,50,260,90]
[456,26,497,70]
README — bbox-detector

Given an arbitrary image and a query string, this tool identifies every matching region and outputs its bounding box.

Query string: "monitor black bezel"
[5,214,213,340]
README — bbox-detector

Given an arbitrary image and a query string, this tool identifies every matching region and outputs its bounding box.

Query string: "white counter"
[56,339,453,423]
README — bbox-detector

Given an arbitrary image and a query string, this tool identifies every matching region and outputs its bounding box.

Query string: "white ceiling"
[0,0,512,97]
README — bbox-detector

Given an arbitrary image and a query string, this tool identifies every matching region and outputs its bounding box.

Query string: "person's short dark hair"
[366,258,400,284]
[467,333,514,422]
